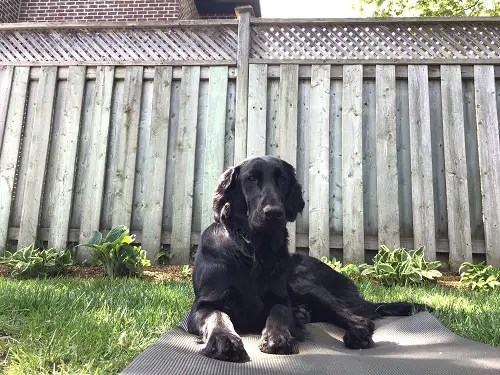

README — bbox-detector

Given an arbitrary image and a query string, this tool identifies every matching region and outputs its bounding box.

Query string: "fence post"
[233,5,253,164]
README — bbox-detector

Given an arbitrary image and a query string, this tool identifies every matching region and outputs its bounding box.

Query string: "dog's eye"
[248,175,256,182]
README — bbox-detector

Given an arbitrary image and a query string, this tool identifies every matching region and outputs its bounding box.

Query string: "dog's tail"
[367,302,432,318]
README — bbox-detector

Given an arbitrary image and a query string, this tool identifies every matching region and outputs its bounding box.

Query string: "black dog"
[187,156,426,362]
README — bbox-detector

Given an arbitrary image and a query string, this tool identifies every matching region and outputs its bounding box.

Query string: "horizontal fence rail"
[0,10,499,269]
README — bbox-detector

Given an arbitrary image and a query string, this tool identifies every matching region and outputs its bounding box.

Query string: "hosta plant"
[0,244,73,278]
[459,262,500,290]
[321,257,361,278]
[82,225,150,278]
[360,245,442,286]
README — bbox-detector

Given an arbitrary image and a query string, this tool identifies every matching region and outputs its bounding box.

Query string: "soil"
[0,264,462,288]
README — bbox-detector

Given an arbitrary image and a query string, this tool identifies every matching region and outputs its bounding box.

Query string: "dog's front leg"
[258,304,297,355]
[189,308,249,362]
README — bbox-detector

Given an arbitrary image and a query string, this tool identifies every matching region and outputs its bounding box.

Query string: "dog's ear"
[213,166,239,223]
[282,161,305,222]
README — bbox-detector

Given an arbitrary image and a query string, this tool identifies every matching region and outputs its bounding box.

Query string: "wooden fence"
[1,7,500,269]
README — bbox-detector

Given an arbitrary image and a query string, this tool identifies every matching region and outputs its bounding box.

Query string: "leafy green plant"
[82,225,150,278]
[0,244,73,278]
[321,257,361,278]
[360,245,442,286]
[459,262,500,290]
[181,265,193,279]
[157,245,173,265]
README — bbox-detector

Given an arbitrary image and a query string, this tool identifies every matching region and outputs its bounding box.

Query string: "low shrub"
[0,244,73,278]
[360,245,442,286]
[181,264,193,279]
[321,257,361,278]
[82,225,150,278]
[459,262,500,290]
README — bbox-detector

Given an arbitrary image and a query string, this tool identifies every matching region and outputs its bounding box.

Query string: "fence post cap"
[235,5,255,18]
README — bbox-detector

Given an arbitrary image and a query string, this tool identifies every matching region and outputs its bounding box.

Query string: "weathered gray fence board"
[78,66,114,259]
[171,66,200,264]
[429,80,448,239]
[0,67,29,253]
[0,66,14,153]
[329,79,343,236]
[474,65,500,267]
[201,66,228,232]
[247,64,267,157]
[463,79,483,240]
[142,66,172,261]
[265,78,279,157]
[296,79,310,238]
[277,64,299,252]
[362,80,377,238]
[407,65,436,259]
[309,65,330,260]
[70,80,95,230]
[192,80,209,234]
[342,65,364,263]
[41,80,68,229]
[112,67,143,227]
[48,67,86,250]
[18,66,57,248]
[441,65,473,270]
[131,79,154,231]
[224,80,236,169]
[396,80,413,240]
[376,65,400,249]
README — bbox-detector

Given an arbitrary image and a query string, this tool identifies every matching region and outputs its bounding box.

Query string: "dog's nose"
[263,205,284,219]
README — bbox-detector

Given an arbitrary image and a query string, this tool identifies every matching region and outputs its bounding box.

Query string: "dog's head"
[213,156,305,232]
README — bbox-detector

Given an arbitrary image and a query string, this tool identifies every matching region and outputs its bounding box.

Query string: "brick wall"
[17,0,184,22]
[0,0,21,22]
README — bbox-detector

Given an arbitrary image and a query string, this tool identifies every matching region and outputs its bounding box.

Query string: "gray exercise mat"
[121,312,500,375]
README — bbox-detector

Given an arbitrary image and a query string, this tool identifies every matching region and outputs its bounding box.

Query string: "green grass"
[0,277,499,374]
[0,278,193,375]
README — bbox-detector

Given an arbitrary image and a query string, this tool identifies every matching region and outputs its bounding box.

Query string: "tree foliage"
[358,0,500,17]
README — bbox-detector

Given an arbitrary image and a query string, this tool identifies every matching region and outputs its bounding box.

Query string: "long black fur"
[187,156,427,362]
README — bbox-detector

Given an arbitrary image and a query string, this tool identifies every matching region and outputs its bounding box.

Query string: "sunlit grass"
[0,277,498,374]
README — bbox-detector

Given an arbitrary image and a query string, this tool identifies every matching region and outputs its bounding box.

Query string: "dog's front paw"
[343,320,375,349]
[201,330,249,362]
[293,305,311,327]
[259,327,296,355]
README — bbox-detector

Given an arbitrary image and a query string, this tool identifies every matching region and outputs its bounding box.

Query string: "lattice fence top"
[250,20,500,62]
[0,24,238,64]
[0,18,499,64]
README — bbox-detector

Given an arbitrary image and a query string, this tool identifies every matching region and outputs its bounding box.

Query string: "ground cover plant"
[0,267,499,374]
[459,262,500,290]
[82,225,150,278]
[0,245,73,279]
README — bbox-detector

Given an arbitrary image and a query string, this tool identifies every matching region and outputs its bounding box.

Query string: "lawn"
[0,274,499,375]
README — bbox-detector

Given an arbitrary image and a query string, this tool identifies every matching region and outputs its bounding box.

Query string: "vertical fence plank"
[111,66,143,228]
[171,66,201,264]
[440,65,472,270]
[376,65,400,249]
[247,64,267,157]
[474,65,500,267]
[342,65,364,263]
[330,79,343,237]
[201,66,228,232]
[0,67,29,253]
[277,64,299,252]
[309,65,330,259]
[0,67,14,153]
[18,67,57,248]
[233,6,253,164]
[79,66,114,258]
[408,65,437,259]
[142,66,172,261]
[48,66,86,250]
